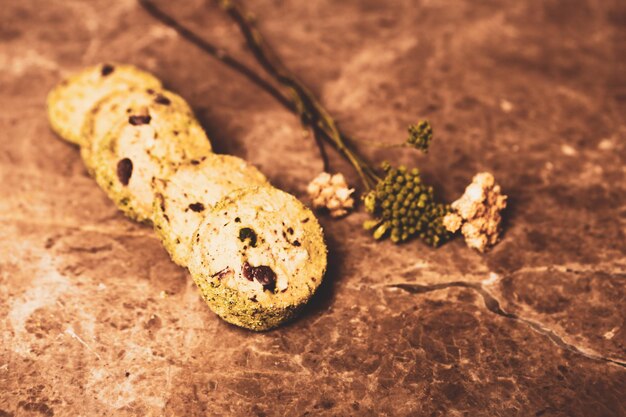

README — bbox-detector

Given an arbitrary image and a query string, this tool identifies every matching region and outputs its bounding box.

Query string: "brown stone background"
[1,0,626,416]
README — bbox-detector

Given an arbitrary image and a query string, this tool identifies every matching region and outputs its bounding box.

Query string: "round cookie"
[80,87,209,175]
[153,154,268,266]
[187,186,327,331]
[46,63,162,146]
[92,95,213,223]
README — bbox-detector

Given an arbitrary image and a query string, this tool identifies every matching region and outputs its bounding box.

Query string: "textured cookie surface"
[80,87,207,174]
[153,154,268,266]
[187,186,327,331]
[47,63,162,145]
[92,95,213,222]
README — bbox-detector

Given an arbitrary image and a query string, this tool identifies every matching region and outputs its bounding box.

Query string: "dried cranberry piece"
[212,267,233,280]
[188,202,205,212]
[116,158,133,185]
[128,115,151,125]
[242,262,276,292]
[238,227,257,247]
[101,64,115,76]
[154,94,171,105]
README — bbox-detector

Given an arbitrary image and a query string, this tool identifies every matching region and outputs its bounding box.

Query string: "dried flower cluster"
[443,172,507,252]
[307,172,355,218]
[406,121,433,152]
[363,163,451,246]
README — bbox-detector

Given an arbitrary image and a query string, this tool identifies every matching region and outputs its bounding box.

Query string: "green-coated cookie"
[153,154,268,266]
[47,63,162,146]
[92,95,213,223]
[80,87,209,175]
[187,186,327,331]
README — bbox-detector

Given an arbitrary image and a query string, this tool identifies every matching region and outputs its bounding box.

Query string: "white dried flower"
[442,212,463,233]
[443,172,507,252]
[307,172,355,218]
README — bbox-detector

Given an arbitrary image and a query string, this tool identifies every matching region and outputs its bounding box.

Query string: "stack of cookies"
[47,63,327,331]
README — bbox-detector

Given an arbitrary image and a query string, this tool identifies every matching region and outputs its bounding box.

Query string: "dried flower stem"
[217,0,379,188]
[139,0,378,189]
[138,0,291,111]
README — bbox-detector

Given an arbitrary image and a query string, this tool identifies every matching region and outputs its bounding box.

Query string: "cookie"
[80,87,208,175]
[153,154,268,266]
[47,63,162,146]
[187,186,327,331]
[92,95,212,222]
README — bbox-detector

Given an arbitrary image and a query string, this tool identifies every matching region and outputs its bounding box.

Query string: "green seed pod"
[364,191,377,213]
[407,121,433,152]
[363,219,381,231]
[373,222,389,240]
[363,161,451,247]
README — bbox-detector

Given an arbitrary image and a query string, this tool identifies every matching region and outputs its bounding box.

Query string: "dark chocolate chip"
[129,115,151,125]
[238,227,257,247]
[234,217,241,223]
[154,94,171,105]
[287,227,294,235]
[292,240,301,247]
[188,202,205,212]
[242,262,276,292]
[101,64,115,76]
[116,158,133,186]
[190,159,200,165]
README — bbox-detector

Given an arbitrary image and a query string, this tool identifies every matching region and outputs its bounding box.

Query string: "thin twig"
[215,0,379,189]
[138,0,293,111]
[310,125,330,172]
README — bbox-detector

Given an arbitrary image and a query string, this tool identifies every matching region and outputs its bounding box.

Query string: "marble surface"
[1,0,625,415]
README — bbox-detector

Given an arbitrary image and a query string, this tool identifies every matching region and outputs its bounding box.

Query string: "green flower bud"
[364,191,377,213]
[363,219,381,231]
[373,222,389,240]
[407,120,433,152]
